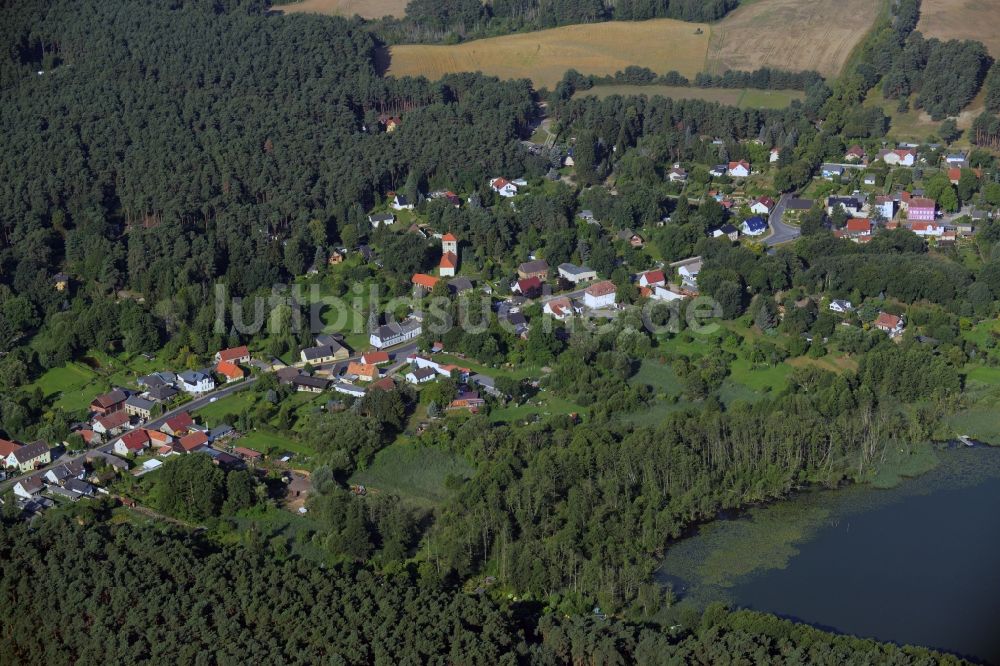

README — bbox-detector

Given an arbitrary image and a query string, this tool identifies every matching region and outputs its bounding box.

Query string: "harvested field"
[272,0,406,19]
[576,84,803,108]
[917,0,1000,58]
[705,0,881,78]
[388,18,712,89]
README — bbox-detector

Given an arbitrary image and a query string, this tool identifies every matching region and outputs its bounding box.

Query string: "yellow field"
[705,0,881,78]
[273,0,406,19]
[576,85,803,109]
[917,0,1000,58]
[387,0,881,88]
[388,19,712,89]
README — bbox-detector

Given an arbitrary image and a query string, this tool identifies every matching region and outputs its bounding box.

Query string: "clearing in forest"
[576,85,803,109]
[917,0,1000,59]
[272,0,407,20]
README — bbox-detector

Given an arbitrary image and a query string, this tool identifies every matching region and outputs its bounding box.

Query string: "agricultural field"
[917,0,1000,59]
[388,18,712,89]
[271,0,406,19]
[576,85,803,109]
[705,0,881,78]
[387,0,880,88]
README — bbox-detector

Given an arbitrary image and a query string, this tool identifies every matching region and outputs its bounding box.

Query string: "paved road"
[765,194,802,249]
[0,340,420,493]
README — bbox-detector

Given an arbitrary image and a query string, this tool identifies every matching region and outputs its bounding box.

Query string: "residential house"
[361,351,390,366]
[368,212,396,228]
[638,270,666,289]
[215,346,250,365]
[583,280,617,309]
[406,367,437,384]
[578,210,597,224]
[843,218,873,237]
[44,462,85,485]
[513,276,543,297]
[863,174,878,186]
[874,195,897,220]
[908,198,936,222]
[215,361,245,383]
[390,193,414,211]
[517,259,549,280]
[313,335,349,359]
[64,478,95,497]
[447,277,474,295]
[652,285,685,302]
[369,318,422,349]
[727,161,750,178]
[713,224,740,241]
[844,146,866,162]
[13,475,44,499]
[499,308,529,336]
[750,196,776,216]
[784,198,814,217]
[617,229,644,247]
[910,221,945,237]
[448,391,486,412]
[769,148,781,163]
[0,438,22,469]
[300,345,341,365]
[124,395,155,420]
[709,164,728,177]
[821,164,845,180]
[9,441,51,472]
[90,389,127,416]
[161,412,195,437]
[411,273,439,291]
[878,148,916,167]
[667,164,688,182]
[558,263,597,284]
[945,152,968,167]
[233,447,264,464]
[93,410,129,436]
[346,362,379,382]
[114,429,151,457]
[178,370,214,394]
[179,431,209,453]
[827,196,863,218]
[333,381,367,397]
[741,216,768,236]
[146,385,179,403]
[874,312,905,337]
[543,296,574,320]
[678,259,702,289]
[490,178,518,197]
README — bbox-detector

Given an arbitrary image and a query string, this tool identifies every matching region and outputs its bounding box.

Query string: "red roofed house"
[179,431,209,453]
[215,361,245,383]
[908,198,936,222]
[447,391,486,413]
[874,312,905,337]
[215,346,250,364]
[90,390,127,416]
[910,221,945,237]
[727,161,750,178]
[114,429,151,457]
[346,362,379,382]
[513,276,543,298]
[948,168,962,185]
[844,145,867,162]
[361,351,390,365]
[412,273,439,290]
[750,196,776,216]
[233,447,263,463]
[844,218,873,236]
[543,296,574,320]
[0,438,22,468]
[162,412,195,437]
[638,270,666,289]
[93,410,130,436]
[490,177,518,197]
[583,280,617,309]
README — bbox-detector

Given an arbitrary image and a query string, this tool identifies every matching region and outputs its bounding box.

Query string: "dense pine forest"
[0,515,970,664]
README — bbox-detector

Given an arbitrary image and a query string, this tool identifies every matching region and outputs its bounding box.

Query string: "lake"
[658,446,1000,664]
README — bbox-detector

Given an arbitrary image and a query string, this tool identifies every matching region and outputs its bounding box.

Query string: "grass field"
[350,442,473,508]
[917,0,1000,58]
[576,85,803,109]
[388,19,712,89]
[272,0,406,19]
[705,0,881,78]
[864,86,985,143]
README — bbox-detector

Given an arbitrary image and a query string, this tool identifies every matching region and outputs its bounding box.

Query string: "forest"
[0,515,969,665]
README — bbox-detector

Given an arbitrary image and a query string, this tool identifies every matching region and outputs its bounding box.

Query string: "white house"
[741,216,768,236]
[583,280,617,309]
[370,318,422,349]
[543,297,574,320]
[638,270,666,289]
[178,370,215,394]
[879,148,916,167]
[405,367,437,384]
[678,259,702,289]
[390,194,414,211]
[368,212,396,228]
[13,475,43,499]
[769,148,781,163]
[490,177,518,197]
[910,222,946,237]
[750,196,776,216]
[727,161,750,178]
[829,299,854,313]
[667,165,688,182]
[557,263,597,284]
[821,164,845,180]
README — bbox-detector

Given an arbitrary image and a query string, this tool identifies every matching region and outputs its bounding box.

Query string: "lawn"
[864,86,985,145]
[489,391,581,423]
[577,85,803,109]
[630,359,683,395]
[350,441,473,509]
[197,392,257,424]
[27,350,169,413]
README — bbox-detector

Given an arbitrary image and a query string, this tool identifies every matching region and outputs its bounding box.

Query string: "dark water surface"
[659,447,1000,663]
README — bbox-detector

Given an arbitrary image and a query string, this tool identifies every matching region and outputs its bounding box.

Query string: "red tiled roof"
[909,198,936,209]
[234,446,263,459]
[119,429,150,451]
[96,411,129,430]
[517,276,542,293]
[585,280,617,297]
[0,438,21,457]
[347,362,378,380]
[641,270,665,284]
[179,431,208,452]
[215,361,245,380]
[875,313,901,329]
[370,377,396,391]
[756,196,776,208]
[217,346,249,363]
[361,351,390,365]
[441,232,457,242]
[491,177,510,189]
[164,412,194,433]
[412,273,439,289]
[845,218,872,233]
[948,167,962,182]
[728,160,750,170]
[439,252,458,269]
